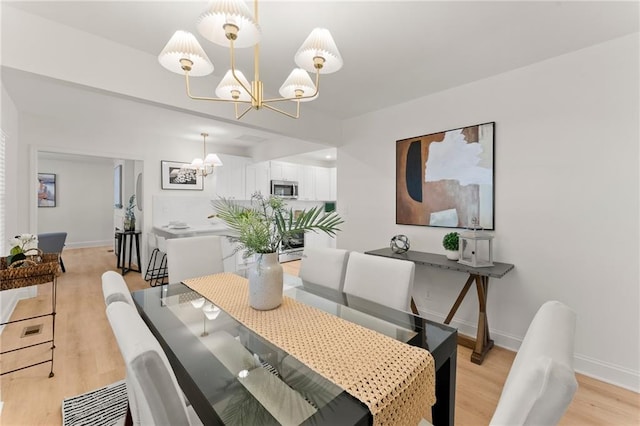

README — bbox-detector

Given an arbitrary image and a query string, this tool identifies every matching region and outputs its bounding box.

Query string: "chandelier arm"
[229,39,257,103]
[184,72,251,104]
[262,68,321,103]
[262,102,301,119]
[236,104,255,120]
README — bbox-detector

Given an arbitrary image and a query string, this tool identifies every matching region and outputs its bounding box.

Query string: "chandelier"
[182,132,223,177]
[158,0,343,120]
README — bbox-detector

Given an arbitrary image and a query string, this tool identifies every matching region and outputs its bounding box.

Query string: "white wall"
[38,156,114,247]
[338,34,639,391]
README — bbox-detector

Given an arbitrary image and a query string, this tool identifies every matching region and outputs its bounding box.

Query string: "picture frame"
[38,173,56,208]
[396,122,495,230]
[114,164,123,208]
[161,160,203,190]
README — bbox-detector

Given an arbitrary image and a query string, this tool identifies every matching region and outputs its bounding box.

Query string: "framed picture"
[161,161,203,190]
[114,165,123,208]
[396,122,495,230]
[38,173,56,207]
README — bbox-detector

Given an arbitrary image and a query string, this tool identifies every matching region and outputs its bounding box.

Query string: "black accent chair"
[38,232,68,272]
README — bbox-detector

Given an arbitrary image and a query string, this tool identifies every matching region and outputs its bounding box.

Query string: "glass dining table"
[132,276,457,426]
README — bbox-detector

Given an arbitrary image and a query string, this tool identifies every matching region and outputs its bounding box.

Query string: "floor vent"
[21,324,43,337]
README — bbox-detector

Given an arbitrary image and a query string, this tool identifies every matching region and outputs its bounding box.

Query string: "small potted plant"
[442,231,460,260]
[124,195,136,231]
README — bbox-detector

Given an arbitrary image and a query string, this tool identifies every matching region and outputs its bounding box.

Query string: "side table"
[365,248,514,364]
[115,230,141,275]
[0,253,61,377]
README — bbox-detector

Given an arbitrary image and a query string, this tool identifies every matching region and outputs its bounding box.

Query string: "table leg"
[134,234,141,273]
[119,234,126,274]
[444,275,475,324]
[127,234,134,272]
[431,347,457,426]
[470,276,494,365]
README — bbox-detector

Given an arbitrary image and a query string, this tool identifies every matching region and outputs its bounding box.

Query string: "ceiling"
[2,1,638,161]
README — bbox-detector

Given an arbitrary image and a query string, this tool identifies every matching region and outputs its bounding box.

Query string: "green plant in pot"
[442,231,460,260]
[212,192,344,310]
[124,195,136,231]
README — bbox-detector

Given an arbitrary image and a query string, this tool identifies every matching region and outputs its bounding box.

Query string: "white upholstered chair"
[342,251,415,312]
[420,300,578,426]
[166,236,225,284]
[101,270,135,307]
[489,300,578,425]
[106,301,202,426]
[299,247,350,292]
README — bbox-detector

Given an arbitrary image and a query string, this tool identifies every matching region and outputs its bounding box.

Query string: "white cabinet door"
[298,166,316,200]
[330,167,337,200]
[215,155,249,200]
[314,167,333,201]
[270,161,300,182]
[246,161,270,198]
[304,231,336,249]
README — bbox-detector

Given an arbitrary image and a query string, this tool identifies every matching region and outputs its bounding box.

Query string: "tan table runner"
[183,273,436,426]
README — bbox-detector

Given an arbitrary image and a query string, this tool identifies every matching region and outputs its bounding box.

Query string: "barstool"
[144,233,168,286]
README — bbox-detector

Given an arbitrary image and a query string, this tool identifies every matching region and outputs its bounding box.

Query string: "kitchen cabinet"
[298,166,315,201]
[304,231,337,249]
[246,161,270,198]
[330,167,337,200]
[270,161,300,182]
[215,155,249,200]
[314,166,332,201]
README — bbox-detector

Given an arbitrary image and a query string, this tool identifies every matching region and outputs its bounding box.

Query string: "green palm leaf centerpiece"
[211,192,344,257]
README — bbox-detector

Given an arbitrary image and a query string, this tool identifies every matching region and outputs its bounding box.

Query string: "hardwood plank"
[0,248,638,425]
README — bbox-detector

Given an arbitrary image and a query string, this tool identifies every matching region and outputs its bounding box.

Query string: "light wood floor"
[1,247,638,425]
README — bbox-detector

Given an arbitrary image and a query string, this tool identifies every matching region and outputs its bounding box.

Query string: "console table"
[365,248,514,364]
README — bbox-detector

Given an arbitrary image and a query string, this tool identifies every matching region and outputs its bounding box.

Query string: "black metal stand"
[116,230,141,275]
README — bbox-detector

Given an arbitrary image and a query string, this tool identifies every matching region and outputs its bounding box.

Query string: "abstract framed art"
[396,122,495,229]
[38,173,56,207]
[161,160,203,190]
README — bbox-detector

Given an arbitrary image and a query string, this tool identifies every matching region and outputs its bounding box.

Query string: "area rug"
[62,380,128,426]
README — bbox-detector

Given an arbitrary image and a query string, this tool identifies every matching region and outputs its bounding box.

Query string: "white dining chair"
[299,247,350,292]
[101,270,135,307]
[342,251,415,312]
[419,300,578,426]
[489,300,578,425]
[165,236,225,284]
[106,301,202,426]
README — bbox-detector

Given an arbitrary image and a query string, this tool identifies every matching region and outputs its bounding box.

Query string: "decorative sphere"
[390,234,410,253]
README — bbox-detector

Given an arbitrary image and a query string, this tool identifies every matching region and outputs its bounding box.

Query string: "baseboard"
[416,304,640,393]
[65,240,113,249]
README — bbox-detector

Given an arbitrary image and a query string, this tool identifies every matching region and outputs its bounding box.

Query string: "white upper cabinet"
[270,161,300,182]
[314,166,332,201]
[246,161,271,198]
[298,166,316,201]
[214,155,249,200]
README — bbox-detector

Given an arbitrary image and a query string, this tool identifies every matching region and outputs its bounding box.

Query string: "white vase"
[445,249,459,260]
[248,252,283,310]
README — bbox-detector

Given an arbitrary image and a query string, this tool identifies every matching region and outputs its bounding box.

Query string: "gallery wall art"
[161,160,203,190]
[38,173,56,208]
[396,122,495,229]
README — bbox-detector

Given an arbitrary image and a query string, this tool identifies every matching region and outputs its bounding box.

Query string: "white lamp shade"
[295,28,343,74]
[190,158,204,168]
[158,30,214,76]
[215,69,252,101]
[279,68,317,102]
[204,153,223,166]
[191,297,206,309]
[197,0,261,48]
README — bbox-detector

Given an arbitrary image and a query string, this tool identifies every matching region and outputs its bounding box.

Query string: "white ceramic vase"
[445,249,459,260]
[248,252,284,310]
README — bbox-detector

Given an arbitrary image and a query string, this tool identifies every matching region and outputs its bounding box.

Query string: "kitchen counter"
[153,224,236,239]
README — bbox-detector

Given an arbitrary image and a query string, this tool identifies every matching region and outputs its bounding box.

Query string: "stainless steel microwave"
[271,180,298,199]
